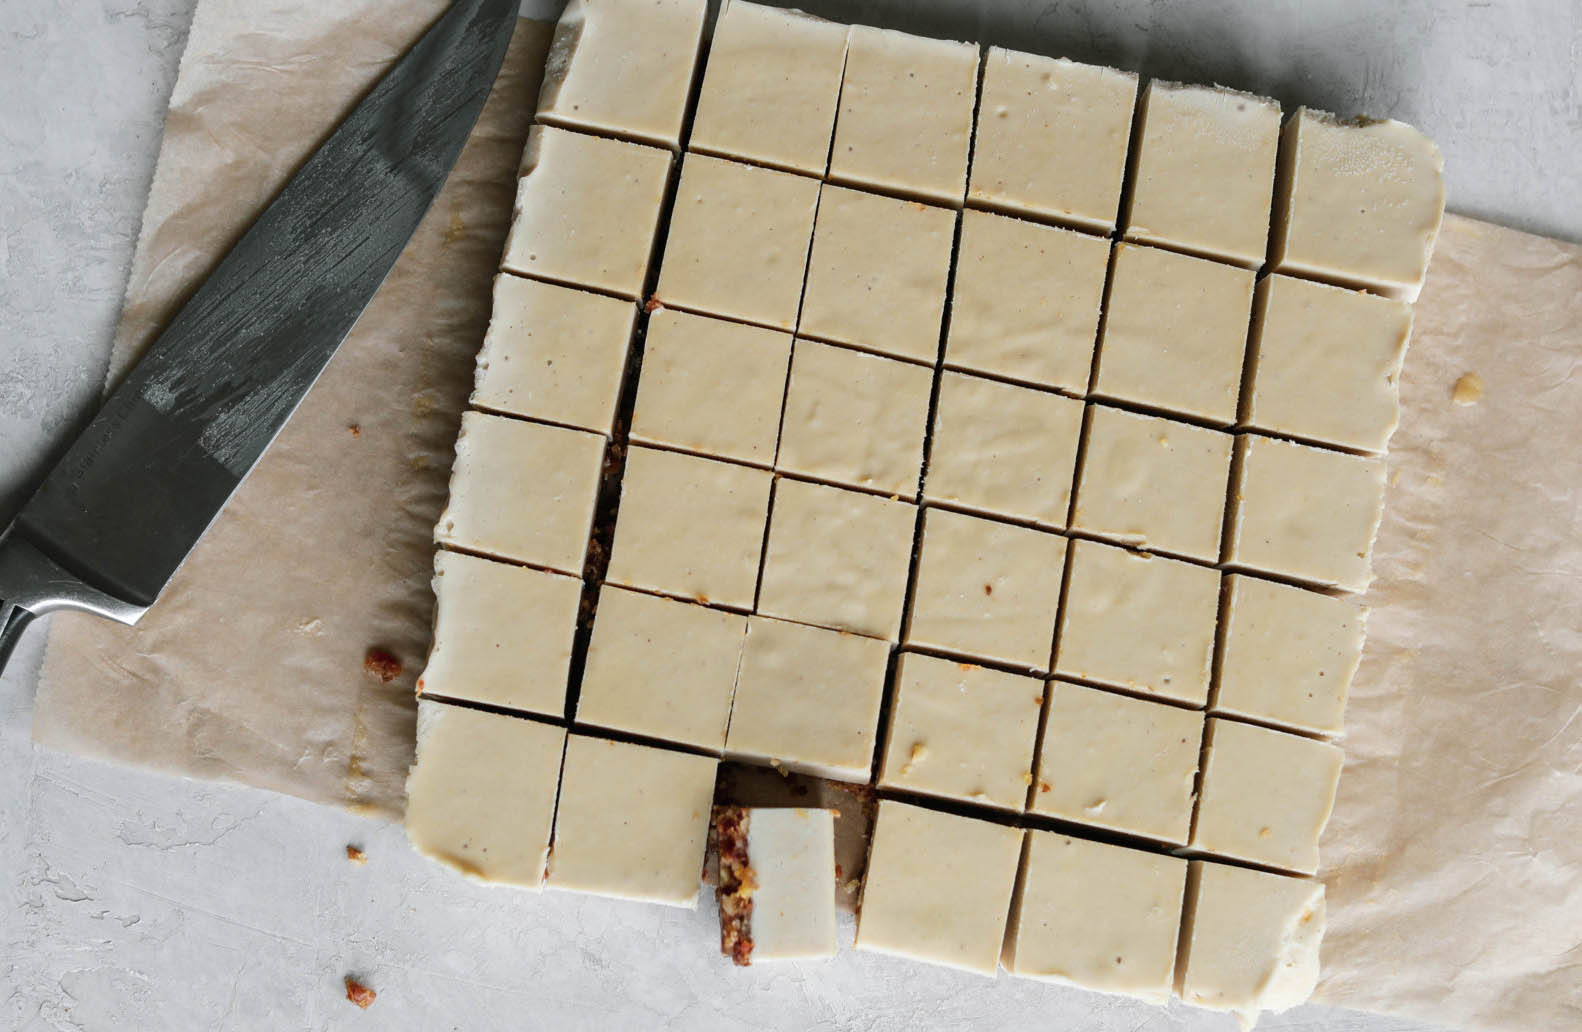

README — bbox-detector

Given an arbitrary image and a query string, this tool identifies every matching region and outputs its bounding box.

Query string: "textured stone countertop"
[2,1,1576,1028]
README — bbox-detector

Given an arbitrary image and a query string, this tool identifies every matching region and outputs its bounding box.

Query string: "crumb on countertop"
[344,977,376,1009]
[364,648,402,683]
[347,423,361,437]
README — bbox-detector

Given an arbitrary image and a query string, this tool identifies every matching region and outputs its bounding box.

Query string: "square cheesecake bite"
[576,586,747,752]
[535,0,708,149]
[1092,242,1257,424]
[828,25,980,205]
[969,49,1138,231]
[1243,275,1413,453]
[758,478,916,639]
[605,445,772,609]
[855,801,1023,975]
[501,126,672,299]
[1122,82,1282,267]
[1271,108,1446,301]
[436,411,604,576]
[1053,539,1221,706]
[547,734,718,906]
[688,0,848,176]
[1176,861,1326,1025]
[944,210,1111,393]
[471,274,635,435]
[715,806,838,965]
[629,308,792,467]
[417,550,581,718]
[404,701,565,888]
[1215,574,1365,736]
[1224,434,1387,592]
[1191,717,1345,875]
[1071,405,1233,563]
[1032,681,1204,844]
[878,653,1044,811]
[656,154,821,330]
[1003,831,1188,1003]
[797,185,957,363]
[924,370,1085,527]
[724,615,892,783]
[777,341,934,499]
[906,508,1067,670]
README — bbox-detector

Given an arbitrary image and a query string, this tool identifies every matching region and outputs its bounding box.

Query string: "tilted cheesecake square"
[605,446,772,609]
[547,734,718,906]
[827,24,979,205]
[905,508,1067,670]
[1032,681,1203,843]
[1243,275,1413,453]
[797,185,956,363]
[688,0,848,175]
[1070,405,1233,563]
[1214,574,1365,736]
[656,154,820,330]
[436,411,604,576]
[1191,717,1345,875]
[724,615,891,783]
[1092,242,1256,425]
[855,801,1023,976]
[715,806,838,965]
[471,274,636,436]
[404,701,565,888]
[944,211,1110,393]
[1176,861,1326,1024]
[629,308,792,467]
[924,370,1085,527]
[969,49,1138,231]
[535,0,707,149]
[417,550,581,718]
[1122,82,1282,267]
[1003,831,1188,1003]
[1224,434,1387,592]
[757,478,916,639]
[777,340,933,499]
[878,653,1044,811]
[1053,539,1221,706]
[501,126,671,299]
[1271,108,1446,302]
[576,586,747,752]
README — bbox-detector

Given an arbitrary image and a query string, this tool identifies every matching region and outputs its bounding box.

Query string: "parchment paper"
[29,2,1582,1029]
[34,0,548,816]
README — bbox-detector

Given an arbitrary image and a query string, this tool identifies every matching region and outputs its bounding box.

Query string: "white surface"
[5,0,1576,1027]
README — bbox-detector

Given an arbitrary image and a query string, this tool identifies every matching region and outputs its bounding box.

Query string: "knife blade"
[0,0,518,673]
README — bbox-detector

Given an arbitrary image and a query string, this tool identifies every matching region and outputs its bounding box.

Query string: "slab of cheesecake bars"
[405,0,1445,1022]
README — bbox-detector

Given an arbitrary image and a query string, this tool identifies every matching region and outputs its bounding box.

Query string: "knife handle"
[0,527,147,679]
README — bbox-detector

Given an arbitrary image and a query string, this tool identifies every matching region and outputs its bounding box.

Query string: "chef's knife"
[0,0,518,674]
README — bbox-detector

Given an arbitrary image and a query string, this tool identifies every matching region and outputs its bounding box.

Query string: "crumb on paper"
[1452,371,1484,405]
[346,845,367,864]
[344,977,376,1009]
[364,648,402,683]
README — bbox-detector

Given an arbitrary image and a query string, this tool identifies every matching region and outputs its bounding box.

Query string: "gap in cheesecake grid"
[865,51,988,788]
[560,33,717,728]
